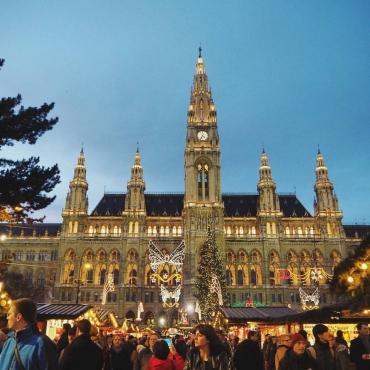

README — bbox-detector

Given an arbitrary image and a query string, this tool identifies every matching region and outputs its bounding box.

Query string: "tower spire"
[187,48,217,125]
[314,150,341,216]
[257,150,281,216]
[62,149,89,224]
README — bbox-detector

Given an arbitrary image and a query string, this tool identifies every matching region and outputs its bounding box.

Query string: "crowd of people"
[0,298,369,370]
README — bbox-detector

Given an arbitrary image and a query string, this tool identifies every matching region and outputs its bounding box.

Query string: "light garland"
[148,240,186,307]
[299,287,320,310]
[160,284,182,308]
[210,273,223,306]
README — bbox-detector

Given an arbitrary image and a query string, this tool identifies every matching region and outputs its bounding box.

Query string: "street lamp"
[75,261,92,304]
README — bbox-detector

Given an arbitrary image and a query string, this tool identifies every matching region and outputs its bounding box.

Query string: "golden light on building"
[360,262,368,271]
[347,276,354,284]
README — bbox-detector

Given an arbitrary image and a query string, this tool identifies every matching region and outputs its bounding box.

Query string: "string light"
[347,276,354,284]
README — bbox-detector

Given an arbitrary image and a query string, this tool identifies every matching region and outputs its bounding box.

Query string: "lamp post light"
[75,261,92,304]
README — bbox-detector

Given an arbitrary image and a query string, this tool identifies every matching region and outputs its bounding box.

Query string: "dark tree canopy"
[330,233,370,310]
[0,58,60,222]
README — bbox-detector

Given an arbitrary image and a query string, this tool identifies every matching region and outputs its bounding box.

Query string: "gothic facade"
[1,50,369,324]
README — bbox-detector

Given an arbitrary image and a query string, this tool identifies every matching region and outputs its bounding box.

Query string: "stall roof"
[274,303,370,324]
[220,307,300,322]
[37,303,91,320]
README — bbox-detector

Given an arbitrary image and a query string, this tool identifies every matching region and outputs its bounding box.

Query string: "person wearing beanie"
[279,333,317,370]
[306,324,335,370]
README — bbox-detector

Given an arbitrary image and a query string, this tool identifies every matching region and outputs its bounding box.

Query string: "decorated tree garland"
[195,227,227,321]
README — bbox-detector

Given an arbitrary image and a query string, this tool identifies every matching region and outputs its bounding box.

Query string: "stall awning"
[37,303,92,320]
[275,303,370,324]
[220,307,300,323]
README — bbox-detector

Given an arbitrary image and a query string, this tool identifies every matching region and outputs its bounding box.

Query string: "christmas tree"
[195,226,227,321]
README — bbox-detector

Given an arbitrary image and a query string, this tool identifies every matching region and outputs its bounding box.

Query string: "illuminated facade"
[1,50,369,324]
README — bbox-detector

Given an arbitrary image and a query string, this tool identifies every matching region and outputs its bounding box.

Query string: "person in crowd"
[335,330,347,348]
[217,330,232,359]
[266,336,278,370]
[298,330,310,349]
[306,324,335,370]
[0,298,46,370]
[230,336,239,353]
[123,334,138,370]
[104,334,131,370]
[135,332,160,370]
[147,340,174,370]
[185,324,229,370]
[275,334,292,370]
[57,322,72,356]
[328,336,350,370]
[278,333,317,370]
[349,323,370,370]
[169,335,187,370]
[68,326,77,343]
[234,330,263,370]
[263,334,272,370]
[137,336,148,354]
[0,330,7,354]
[59,319,104,370]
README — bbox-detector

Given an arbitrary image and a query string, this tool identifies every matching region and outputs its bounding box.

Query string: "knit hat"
[291,333,306,347]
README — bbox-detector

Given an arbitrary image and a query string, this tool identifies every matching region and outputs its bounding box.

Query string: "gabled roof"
[219,306,300,322]
[36,303,91,320]
[343,225,370,239]
[90,193,311,218]
[0,223,61,237]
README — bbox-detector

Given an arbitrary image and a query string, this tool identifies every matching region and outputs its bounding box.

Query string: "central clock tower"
[183,48,225,301]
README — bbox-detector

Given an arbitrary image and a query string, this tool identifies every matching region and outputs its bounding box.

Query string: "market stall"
[215,306,300,340]
[276,302,370,344]
[36,303,96,339]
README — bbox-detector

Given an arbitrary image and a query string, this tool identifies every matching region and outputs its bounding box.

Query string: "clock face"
[197,130,208,141]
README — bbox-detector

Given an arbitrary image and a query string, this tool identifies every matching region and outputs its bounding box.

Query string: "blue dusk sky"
[0,1,369,224]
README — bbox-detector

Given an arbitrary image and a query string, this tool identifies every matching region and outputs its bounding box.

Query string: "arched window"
[177,226,182,235]
[251,268,257,286]
[99,268,106,285]
[134,222,139,234]
[148,226,152,235]
[266,222,271,235]
[237,270,244,286]
[197,163,209,200]
[113,268,119,284]
[226,270,233,286]
[285,227,290,236]
[88,225,94,236]
[73,221,78,234]
[129,269,137,286]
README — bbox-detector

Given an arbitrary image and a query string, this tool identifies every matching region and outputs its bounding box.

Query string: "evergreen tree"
[0,58,60,222]
[330,232,370,310]
[195,226,227,321]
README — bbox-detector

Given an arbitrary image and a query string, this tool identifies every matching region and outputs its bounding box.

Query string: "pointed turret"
[63,148,88,216]
[314,150,341,216]
[124,148,146,213]
[257,150,281,216]
[187,48,217,125]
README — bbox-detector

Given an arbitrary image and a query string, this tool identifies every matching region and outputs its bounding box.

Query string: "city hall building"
[1,51,369,324]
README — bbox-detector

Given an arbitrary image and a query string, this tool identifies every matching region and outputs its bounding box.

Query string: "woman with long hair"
[185,324,230,370]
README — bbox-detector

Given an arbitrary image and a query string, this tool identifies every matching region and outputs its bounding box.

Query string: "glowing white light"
[0,234,7,242]
[186,303,194,314]
[158,317,166,327]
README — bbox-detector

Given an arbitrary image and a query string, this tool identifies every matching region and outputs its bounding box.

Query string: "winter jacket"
[59,333,103,370]
[234,339,263,370]
[334,344,350,370]
[350,336,370,370]
[169,352,185,370]
[185,347,230,370]
[146,356,174,370]
[0,325,46,370]
[105,345,132,370]
[278,348,318,370]
[56,332,69,356]
[275,345,290,370]
[307,341,335,370]
[135,347,154,370]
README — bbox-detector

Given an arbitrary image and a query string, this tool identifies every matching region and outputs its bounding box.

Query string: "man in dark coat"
[234,330,264,370]
[350,323,370,370]
[59,319,103,370]
[307,324,335,370]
